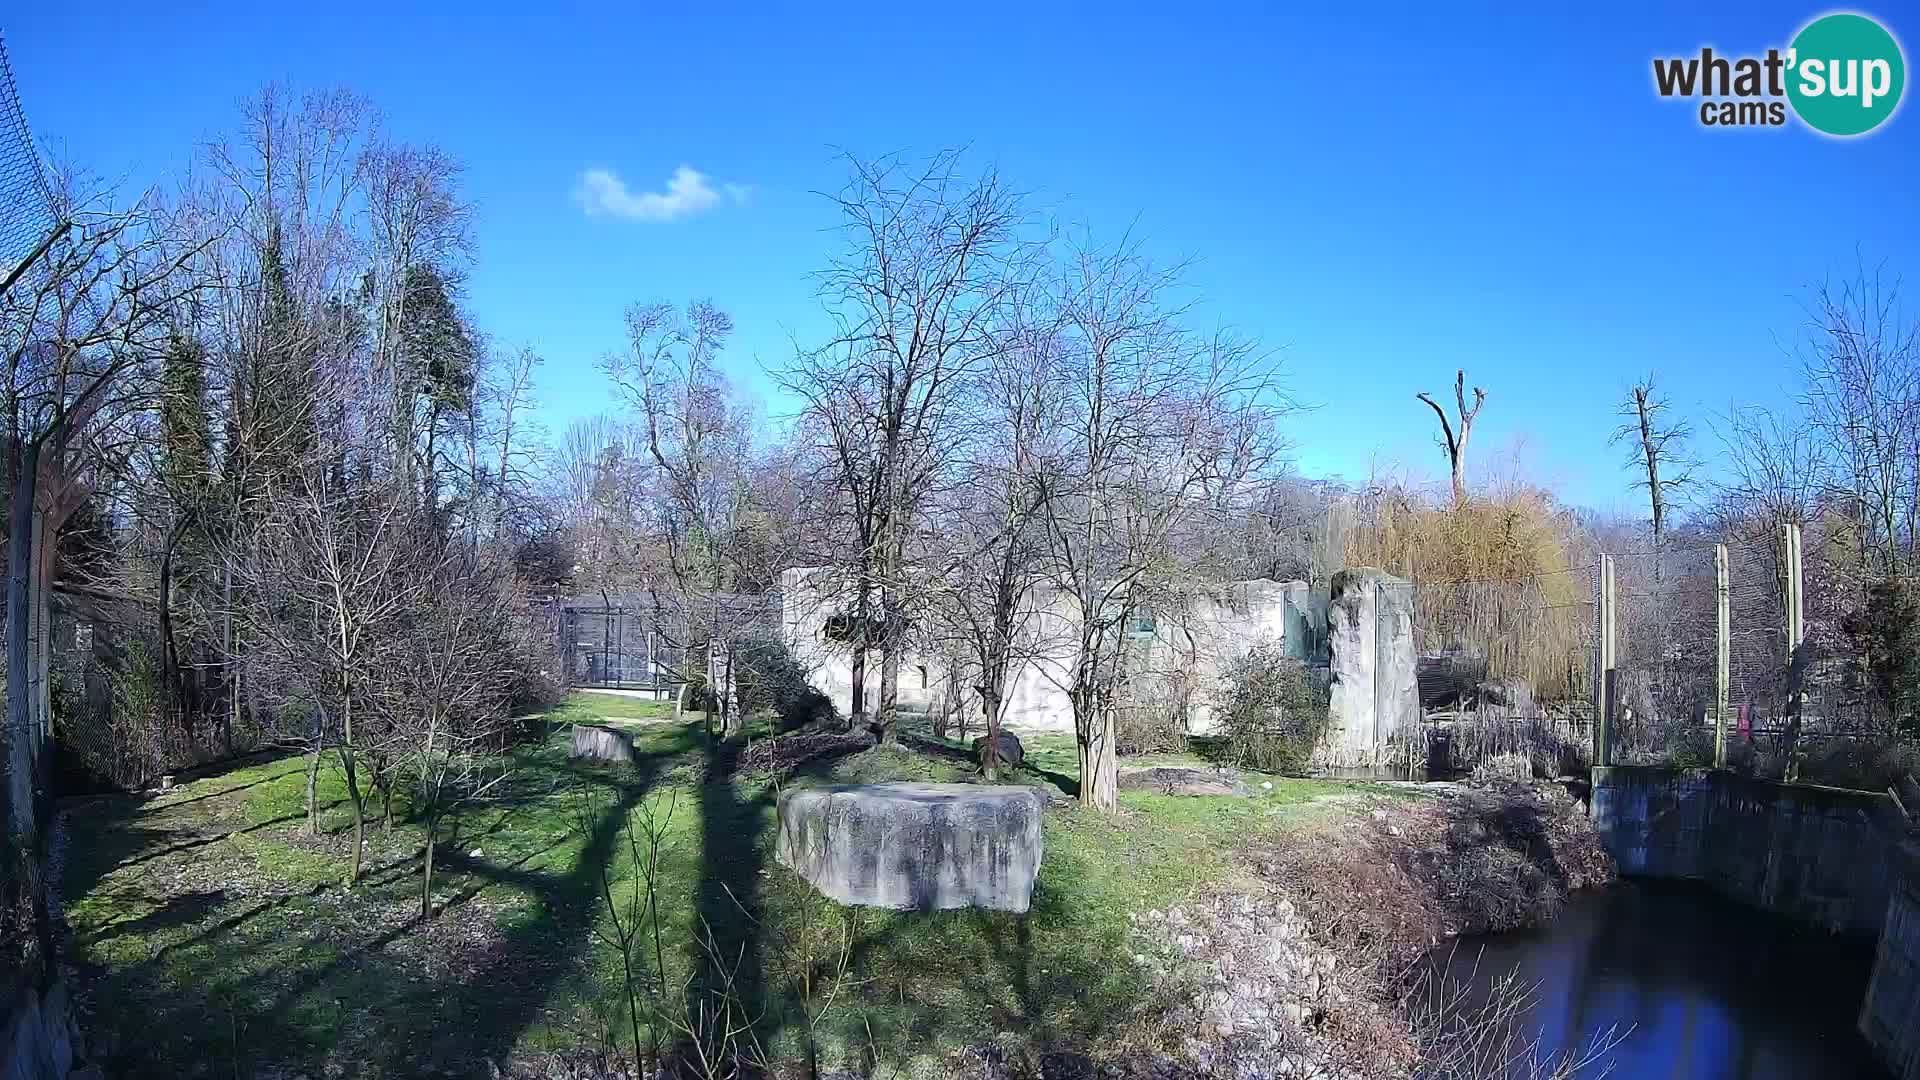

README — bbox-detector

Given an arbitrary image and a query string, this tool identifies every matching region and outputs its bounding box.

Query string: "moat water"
[1440,879,1889,1079]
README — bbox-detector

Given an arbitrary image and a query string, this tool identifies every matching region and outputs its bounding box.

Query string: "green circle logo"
[1787,12,1906,136]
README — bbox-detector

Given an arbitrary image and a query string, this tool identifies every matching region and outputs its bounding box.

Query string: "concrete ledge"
[775,783,1045,913]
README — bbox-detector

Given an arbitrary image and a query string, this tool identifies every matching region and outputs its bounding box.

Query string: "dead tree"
[1417,369,1486,507]
[1611,376,1694,550]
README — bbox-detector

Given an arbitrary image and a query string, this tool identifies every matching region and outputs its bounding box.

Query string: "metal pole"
[1715,543,1730,768]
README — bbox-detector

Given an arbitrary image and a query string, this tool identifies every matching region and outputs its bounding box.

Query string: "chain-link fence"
[1392,520,1910,787]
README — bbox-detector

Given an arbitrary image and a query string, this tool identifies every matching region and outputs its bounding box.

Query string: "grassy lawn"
[60,693,1370,1078]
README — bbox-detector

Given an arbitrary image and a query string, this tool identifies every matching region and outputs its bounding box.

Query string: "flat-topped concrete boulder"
[776,783,1045,913]
[571,723,638,765]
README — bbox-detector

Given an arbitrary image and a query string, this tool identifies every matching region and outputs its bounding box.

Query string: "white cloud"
[573,165,745,223]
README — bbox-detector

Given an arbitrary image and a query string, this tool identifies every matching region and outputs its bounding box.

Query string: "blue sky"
[7,3,1917,514]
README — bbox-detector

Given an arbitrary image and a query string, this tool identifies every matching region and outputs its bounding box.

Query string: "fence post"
[1784,523,1804,654]
[1596,554,1616,768]
[1715,543,1730,767]
[1783,523,1806,780]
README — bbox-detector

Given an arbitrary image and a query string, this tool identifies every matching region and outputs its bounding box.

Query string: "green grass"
[61,692,1366,1078]
[547,689,683,729]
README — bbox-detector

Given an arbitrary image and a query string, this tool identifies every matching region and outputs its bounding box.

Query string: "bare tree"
[604,300,769,735]
[1037,241,1285,811]
[2,176,209,880]
[227,464,426,884]
[781,151,1032,742]
[926,291,1063,777]
[1610,376,1695,549]
[1417,369,1485,507]
[1797,265,1920,575]
[372,543,516,915]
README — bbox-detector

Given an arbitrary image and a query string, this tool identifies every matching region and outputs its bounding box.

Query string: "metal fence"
[1393,521,1903,781]
[549,591,782,695]
[1596,522,1907,783]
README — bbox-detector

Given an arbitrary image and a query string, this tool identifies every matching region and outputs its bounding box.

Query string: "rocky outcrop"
[776,783,1045,912]
[1131,895,1378,1080]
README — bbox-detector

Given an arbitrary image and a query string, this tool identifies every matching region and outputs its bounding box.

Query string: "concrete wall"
[2,975,81,1080]
[779,568,1324,735]
[1590,766,1904,935]
[1861,842,1920,1077]
[1320,568,1417,768]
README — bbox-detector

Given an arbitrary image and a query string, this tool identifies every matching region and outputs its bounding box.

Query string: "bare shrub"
[1435,711,1589,781]
[1794,736,1920,791]
[1407,959,1627,1079]
[1114,673,1191,757]
[1217,644,1330,775]
[733,638,835,732]
[1256,783,1614,984]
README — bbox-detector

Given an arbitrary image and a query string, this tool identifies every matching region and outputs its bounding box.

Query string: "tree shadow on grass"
[64,723,705,1078]
[705,738,1137,1074]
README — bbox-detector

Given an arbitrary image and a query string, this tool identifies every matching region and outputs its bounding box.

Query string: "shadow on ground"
[62,724,703,1077]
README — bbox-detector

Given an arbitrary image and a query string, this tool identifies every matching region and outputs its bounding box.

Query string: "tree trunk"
[877,640,900,744]
[220,559,234,755]
[304,746,321,837]
[1079,702,1119,812]
[848,635,867,725]
[981,689,1002,782]
[420,810,437,917]
[158,513,193,733]
[28,498,54,797]
[339,745,365,885]
[4,440,42,846]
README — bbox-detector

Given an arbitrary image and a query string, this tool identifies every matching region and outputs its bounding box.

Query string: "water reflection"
[1440,879,1889,1079]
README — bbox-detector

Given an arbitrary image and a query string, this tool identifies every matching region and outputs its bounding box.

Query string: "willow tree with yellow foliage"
[1346,483,1595,704]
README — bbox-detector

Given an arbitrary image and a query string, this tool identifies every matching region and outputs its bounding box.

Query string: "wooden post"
[1783,523,1806,780]
[1596,554,1616,768]
[1784,523,1804,655]
[1715,543,1730,767]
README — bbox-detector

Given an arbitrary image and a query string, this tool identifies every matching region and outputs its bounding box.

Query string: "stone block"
[776,783,1045,912]
[570,724,636,765]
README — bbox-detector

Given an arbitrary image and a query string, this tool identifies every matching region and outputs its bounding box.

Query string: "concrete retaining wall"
[1590,765,1920,1076]
[1862,843,1920,1078]
[2,975,81,1080]
[1590,766,1903,934]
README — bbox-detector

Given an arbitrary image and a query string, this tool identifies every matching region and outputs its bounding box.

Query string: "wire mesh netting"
[551,592,782,693]
[0,35,56,273]
[561,606,685,690]
[1608,543,1724,761]
[1592,524,1895,777]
